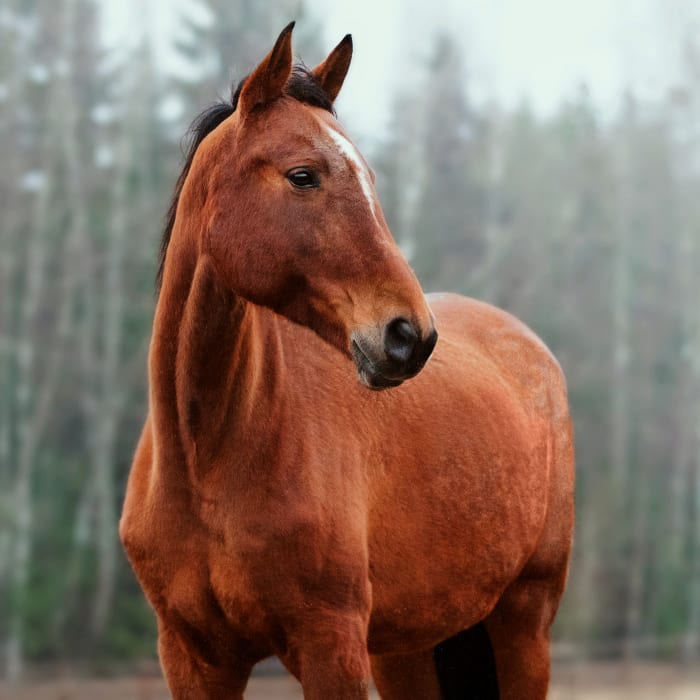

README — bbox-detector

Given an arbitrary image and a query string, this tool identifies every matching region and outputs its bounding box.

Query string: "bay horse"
[120,22,574,700]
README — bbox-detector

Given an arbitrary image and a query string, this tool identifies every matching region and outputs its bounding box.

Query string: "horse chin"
[351,339,405,391]
[356,365,405,391]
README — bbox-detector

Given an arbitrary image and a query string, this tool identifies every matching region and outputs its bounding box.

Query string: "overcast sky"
[102,0,698,136]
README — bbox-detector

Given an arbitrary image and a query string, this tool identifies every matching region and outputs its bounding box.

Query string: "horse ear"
[238,22,295,114]
[312,34,353,102]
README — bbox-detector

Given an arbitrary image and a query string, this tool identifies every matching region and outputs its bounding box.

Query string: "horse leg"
[371,648,442,700]
[291,614,371,699]
[483,419,574,700]
[482,565,569,700]
[158,623,253,699]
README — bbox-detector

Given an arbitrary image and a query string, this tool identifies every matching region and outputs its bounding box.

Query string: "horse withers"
[120,22,574,700]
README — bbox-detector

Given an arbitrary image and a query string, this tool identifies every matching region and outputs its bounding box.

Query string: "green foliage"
[411,34,486,291]
[104,558,158,660]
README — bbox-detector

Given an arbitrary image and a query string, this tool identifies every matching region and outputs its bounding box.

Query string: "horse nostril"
[384,318,419,364]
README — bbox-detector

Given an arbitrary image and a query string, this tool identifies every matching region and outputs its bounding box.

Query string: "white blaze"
[324,125,378,222]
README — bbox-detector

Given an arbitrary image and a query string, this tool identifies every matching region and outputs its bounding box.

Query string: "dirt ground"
[2,663,700,700]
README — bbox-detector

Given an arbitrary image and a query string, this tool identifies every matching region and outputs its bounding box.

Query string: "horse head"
[180,23,437,389]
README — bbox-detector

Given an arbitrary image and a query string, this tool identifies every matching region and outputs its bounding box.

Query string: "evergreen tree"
[174,0,324,120]
[410,34,484,292]
[373,90,425,255]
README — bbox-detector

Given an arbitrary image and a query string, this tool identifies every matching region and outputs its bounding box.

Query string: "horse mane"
[156,65,335,294]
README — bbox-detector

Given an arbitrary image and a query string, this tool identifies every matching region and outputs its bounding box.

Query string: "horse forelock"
[156,65,335,295]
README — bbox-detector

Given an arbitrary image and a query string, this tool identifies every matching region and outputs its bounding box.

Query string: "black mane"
[156,65,335,293]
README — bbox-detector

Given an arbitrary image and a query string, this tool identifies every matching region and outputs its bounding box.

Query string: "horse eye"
[286,168,319,189]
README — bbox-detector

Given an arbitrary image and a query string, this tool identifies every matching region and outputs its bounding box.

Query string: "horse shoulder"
[120,416,205,610]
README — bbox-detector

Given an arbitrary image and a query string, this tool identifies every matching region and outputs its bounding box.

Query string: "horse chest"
[174,492,369,631]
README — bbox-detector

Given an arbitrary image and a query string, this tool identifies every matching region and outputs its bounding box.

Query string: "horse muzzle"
[351,318,438,390]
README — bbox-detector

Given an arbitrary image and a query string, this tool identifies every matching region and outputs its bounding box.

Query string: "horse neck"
[149,238,285,482]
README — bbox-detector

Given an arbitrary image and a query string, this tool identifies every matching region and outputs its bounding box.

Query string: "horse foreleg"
[371,648,442,700]
[291,614,371,700]
[158,623,253,700]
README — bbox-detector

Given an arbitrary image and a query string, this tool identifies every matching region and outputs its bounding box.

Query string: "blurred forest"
[2,0,700,681]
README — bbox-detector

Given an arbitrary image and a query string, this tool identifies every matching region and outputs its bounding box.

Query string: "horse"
[120,22,574,700]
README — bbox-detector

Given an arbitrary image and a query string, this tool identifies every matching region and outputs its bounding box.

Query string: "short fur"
[121,24,574,700]
[157,65,334,293]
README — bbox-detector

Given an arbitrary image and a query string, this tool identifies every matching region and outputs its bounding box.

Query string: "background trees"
[2,0,700,675]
